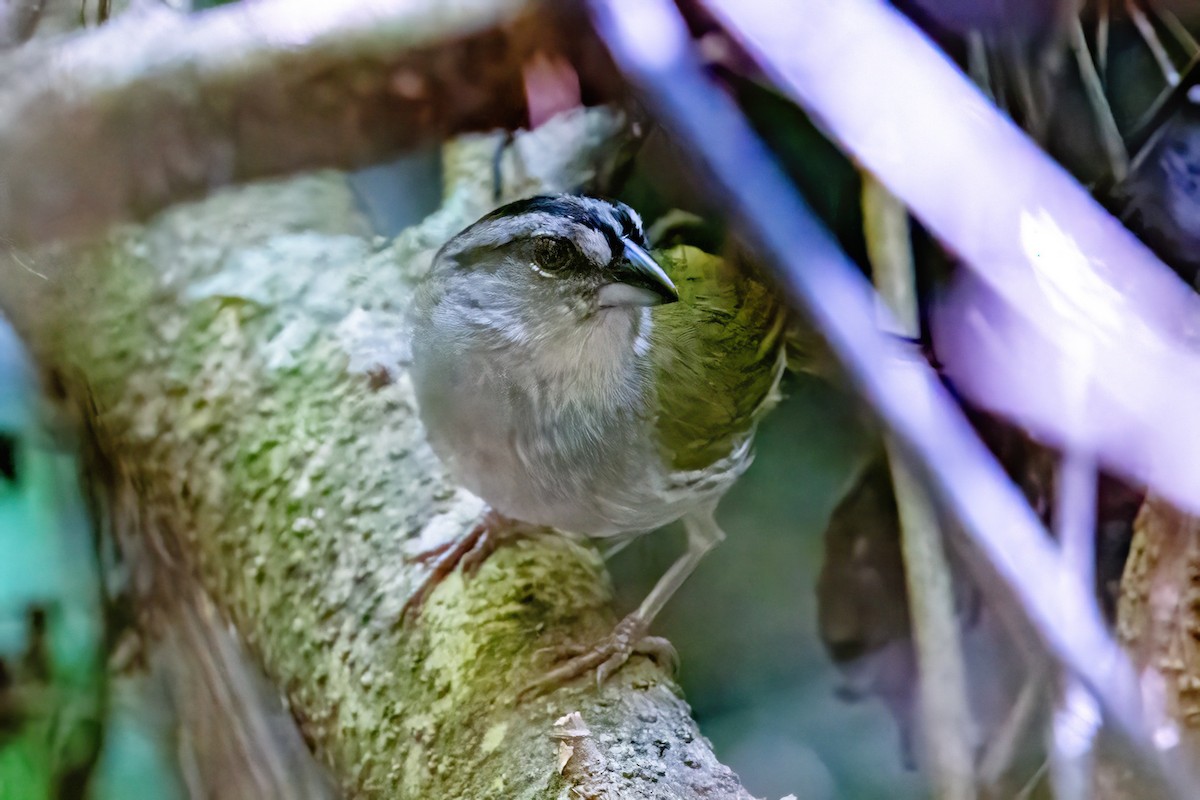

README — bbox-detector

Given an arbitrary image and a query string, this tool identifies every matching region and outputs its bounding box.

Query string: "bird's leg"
[401,507,530,620]
[523,510,724,696]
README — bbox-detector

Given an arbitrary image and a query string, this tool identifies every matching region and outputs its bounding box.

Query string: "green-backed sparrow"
[409,195,785,688]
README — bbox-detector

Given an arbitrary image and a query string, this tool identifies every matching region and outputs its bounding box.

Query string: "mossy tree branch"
[0,109,756,799]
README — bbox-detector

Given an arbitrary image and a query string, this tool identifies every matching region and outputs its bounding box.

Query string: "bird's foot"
[521,613,678,698]
[402,508,523,621]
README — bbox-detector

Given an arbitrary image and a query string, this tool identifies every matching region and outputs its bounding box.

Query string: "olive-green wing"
[650,245,786,472]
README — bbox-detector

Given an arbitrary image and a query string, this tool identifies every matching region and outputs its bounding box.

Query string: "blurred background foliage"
[0,320,187,800]
[0,321,103,798]
[5,0,1200,797]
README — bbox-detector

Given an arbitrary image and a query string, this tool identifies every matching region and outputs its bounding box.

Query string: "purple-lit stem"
[1051,450,1099,800]
[1057,452,1098,595]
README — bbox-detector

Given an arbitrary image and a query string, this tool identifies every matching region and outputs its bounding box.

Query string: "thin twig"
[1069,15,1129,181]
[1097,0,1111,83]
[863,175,977,800]
[1124,53,1200,164]
[1014,759,1050,800]
[862,176,918,336]
[1128,0,1180,84]
[977,677,1047,790]
[1008,51,1046,140]
[966,32,994,104]
[889,457,977,800]
[1148,0,1198,55]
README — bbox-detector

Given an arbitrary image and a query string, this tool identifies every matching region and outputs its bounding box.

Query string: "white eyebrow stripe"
[587,198,646,244]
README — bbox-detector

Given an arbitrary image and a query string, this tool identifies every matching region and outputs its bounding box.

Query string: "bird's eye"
[533,237,578,273]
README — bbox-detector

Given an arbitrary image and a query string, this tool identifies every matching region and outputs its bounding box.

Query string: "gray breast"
[412,331,677,536]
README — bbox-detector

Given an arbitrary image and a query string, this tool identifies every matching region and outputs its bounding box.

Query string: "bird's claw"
[522,614,678,699]
[400,511,510,622]
[626,635,679,676]
[407,538,455,566]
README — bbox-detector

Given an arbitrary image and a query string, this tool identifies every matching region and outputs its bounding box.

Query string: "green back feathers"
[650,245,786,472]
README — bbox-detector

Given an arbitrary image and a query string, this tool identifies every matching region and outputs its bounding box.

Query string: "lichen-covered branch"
[0,109,755,799]
[0,0,565,248]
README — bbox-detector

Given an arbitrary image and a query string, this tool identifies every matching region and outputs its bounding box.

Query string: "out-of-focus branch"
[584,0,1187,794]
[0,0,563,247]
[700,0,1200,519]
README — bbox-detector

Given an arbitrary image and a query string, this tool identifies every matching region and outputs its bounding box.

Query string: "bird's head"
[425,196,678,342]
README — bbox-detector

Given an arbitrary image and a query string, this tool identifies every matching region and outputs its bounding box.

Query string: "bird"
[407,194,786,688]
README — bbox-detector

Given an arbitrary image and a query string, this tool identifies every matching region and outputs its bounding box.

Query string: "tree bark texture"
[0,109,756,799]
[1118,498,1200,760]
[1087,495,1200,798]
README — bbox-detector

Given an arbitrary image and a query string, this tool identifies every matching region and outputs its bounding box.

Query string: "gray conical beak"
[598,239,679,308]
